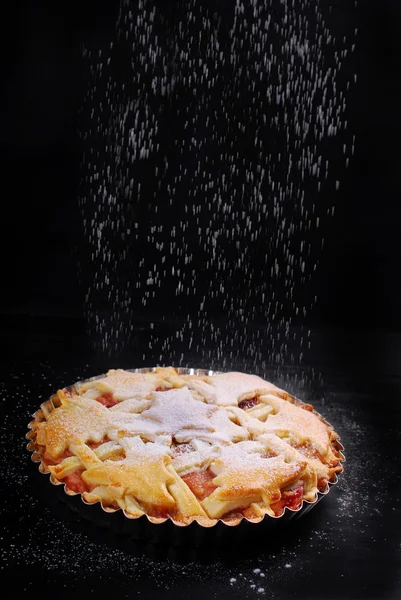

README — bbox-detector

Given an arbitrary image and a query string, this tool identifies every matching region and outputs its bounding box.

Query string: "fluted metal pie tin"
[26,367,345,546]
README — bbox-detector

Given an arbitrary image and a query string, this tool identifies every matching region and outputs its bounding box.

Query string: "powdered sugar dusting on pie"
[183,371,285,406]
[256,396,330,456]
[36,398,111,457]
[209,443,305,502]
[109,386,248,445]
[31,367,343,524]
[79,370,169,401]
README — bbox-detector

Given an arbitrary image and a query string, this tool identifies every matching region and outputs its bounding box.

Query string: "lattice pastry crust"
[27,367,344,525]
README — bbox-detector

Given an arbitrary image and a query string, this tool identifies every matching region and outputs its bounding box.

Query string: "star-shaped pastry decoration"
[80,370,173,401]
[208,443,306,504]
[141,387,217,431]
[109,387,248,445]
[39,398,110,458]
[82,437,176,509]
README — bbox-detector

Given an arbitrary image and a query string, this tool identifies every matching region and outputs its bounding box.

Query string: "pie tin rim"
[26,366,345,529]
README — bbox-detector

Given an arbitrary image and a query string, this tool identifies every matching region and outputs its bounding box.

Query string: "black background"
[1,3,401,599]
[1,0,401,331]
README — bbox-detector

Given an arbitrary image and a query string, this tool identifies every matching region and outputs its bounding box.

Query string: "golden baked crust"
[28,367,344,525]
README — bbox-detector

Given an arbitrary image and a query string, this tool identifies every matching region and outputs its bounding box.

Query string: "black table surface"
[1,315,400,600]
